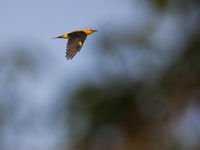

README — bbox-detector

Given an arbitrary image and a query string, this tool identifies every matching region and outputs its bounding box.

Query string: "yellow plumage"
[54,29,97,39]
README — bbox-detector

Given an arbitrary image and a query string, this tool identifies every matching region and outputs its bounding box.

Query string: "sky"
[0,0,135,89]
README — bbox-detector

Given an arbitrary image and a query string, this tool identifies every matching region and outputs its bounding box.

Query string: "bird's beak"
[93,30,98,32]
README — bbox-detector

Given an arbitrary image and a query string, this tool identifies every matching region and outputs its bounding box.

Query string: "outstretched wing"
[66,31,87,59]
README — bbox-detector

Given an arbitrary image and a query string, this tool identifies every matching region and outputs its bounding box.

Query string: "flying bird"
[54,29,97,59]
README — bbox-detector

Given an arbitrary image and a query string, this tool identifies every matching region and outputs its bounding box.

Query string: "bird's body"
[54,29,97,59]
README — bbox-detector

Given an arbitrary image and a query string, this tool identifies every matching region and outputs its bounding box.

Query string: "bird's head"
[84,29,98,35]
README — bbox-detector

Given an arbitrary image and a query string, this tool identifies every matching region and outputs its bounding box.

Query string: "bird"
[54,29,97,60]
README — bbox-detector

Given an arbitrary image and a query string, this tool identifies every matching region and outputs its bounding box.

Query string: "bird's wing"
[66,31,87,59]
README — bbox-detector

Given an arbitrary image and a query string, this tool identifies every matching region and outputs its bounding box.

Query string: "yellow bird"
[54,29,97,60]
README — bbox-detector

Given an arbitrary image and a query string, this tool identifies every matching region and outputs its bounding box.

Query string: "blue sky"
[0,0,128,89]
[0,0,135,88]
[0,0,132,38]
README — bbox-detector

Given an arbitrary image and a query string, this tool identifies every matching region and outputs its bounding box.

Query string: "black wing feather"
[66,31,87,59]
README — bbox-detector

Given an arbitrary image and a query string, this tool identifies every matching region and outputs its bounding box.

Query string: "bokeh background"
[0,0,200,150]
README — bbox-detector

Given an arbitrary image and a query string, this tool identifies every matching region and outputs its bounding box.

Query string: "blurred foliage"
[150,0,168,10]
[161,34,200,99]
[66,36,200,149]
[0,44,38,147]
[149,0,200,12]
[0,43,49,148]
[0,45,42,86]
[61,0,200,150]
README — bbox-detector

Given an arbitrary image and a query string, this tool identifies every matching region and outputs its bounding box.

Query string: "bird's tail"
[52,36,62,39]
[52,34,68,39]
